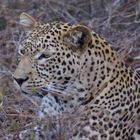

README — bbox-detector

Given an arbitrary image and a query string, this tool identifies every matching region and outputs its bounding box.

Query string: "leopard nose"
[13,77,29,86]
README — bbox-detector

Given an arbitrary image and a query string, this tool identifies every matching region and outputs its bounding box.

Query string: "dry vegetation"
[0,0,140,139]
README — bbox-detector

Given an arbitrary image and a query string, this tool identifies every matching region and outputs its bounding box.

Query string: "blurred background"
[0,0,140,139]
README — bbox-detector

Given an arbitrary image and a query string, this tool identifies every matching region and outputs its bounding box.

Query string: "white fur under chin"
[38,95,63,117]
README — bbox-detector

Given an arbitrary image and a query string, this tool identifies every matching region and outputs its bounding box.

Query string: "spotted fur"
[14,13,140,140]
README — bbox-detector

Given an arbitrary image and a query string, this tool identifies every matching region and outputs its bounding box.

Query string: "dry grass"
[0,0,140,139]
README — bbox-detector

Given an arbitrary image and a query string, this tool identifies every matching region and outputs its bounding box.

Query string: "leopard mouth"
[22,90,28,95]
[21,82,67,98]
[21,89,47,98]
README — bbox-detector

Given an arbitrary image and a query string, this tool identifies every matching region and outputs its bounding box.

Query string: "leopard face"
[14,13,94,99]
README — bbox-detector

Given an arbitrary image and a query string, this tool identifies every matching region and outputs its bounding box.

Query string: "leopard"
[13,12,140,140]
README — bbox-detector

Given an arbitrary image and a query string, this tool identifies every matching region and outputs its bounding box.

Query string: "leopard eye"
[38,53,50,59]
[18,44,25,56]
[38,52,54,60]
[19,49,25,55]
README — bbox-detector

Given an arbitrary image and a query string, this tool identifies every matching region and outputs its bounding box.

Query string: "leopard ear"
[20,12,38,30]
[63,25,92,52]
